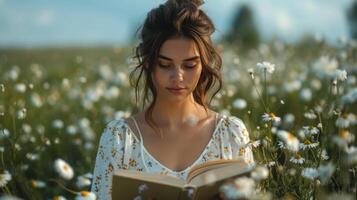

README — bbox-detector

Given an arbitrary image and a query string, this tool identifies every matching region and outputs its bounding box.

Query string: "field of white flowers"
[0,38,356,199]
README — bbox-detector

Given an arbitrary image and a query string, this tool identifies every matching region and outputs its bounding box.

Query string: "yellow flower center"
[339,130,349,139]
[53,196,60,200]
[287,133,295,141]
[269,112,276,119]
[80,191,90,197]
[304,140,311,145]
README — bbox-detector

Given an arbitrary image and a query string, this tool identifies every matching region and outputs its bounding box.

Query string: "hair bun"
[168,0,204,8]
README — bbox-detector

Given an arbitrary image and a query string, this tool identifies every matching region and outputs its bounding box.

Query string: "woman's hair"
[129,0,222,136]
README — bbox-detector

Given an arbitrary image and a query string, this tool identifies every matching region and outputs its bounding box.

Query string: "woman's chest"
[142,125,217,171]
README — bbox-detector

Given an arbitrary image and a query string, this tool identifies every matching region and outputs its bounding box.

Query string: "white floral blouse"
[90,113,255,200]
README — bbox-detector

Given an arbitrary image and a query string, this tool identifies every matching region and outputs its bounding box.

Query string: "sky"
[0,0,355,47]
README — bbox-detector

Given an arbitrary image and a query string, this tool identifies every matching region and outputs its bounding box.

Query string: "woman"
[91,0,254,199]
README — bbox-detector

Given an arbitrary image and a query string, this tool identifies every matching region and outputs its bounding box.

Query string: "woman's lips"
[167,87,186,94]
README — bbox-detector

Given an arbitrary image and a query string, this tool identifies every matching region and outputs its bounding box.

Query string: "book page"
[187,159,251,187]
[114,170,186,188]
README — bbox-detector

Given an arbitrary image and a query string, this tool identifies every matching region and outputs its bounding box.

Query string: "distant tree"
[347,0,357,39]
[224,4,260,50]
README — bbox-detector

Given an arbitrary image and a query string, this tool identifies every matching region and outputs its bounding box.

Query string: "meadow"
[0,38,356,199]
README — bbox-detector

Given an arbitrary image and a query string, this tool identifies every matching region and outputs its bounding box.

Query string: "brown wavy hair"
[129,0,222,136]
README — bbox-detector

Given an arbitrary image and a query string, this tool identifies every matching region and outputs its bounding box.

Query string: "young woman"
[91,0,254,199]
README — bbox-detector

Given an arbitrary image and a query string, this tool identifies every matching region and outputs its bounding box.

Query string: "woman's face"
[152,36,202,102]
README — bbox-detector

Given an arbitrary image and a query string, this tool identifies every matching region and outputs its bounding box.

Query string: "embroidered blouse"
[90,113,254,200]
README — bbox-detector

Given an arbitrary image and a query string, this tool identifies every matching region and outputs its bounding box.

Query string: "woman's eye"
[185,64,196,69]
[159,64,170,68]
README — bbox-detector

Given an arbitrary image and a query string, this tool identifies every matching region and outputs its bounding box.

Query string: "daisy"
[290,154,305,164]
[333,130,355,148]
[256,61,275,74]
[31,179,46,188]
[301,168,319,180]
[0,170,12,187]
[346,146,357,165]
[53,196,67,200]
[248,68,254,79]
[262,112,281,123]
[52,119,64,129]
[277,130,299,152]
[300,88,312,102]
[54,159,74,180]
[318,163,335,184]
[321,149,329,160]
[248,140,261,148]
[304,111,317,120]
[232,98,247,110]
[76,175,91,188]
[299,140,319,150]
[74,191,96,200]
[334,69,347,82]
[335,113,357,128]
[220,177,255,200]
[302,126,320,135]
[251,166,269,181]
[0,84,4,92]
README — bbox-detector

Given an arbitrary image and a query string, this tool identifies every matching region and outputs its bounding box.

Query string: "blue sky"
[0,0,354,47]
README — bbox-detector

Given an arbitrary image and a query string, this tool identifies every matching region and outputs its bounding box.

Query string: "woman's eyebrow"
[158,54,200,61]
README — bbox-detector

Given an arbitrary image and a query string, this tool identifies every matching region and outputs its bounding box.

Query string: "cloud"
[36,9,55,26]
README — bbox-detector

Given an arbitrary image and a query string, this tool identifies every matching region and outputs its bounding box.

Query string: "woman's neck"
[150,95,209,129]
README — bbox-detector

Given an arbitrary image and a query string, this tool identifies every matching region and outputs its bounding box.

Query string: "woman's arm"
[91,120,124,200]
[228,116,255,165]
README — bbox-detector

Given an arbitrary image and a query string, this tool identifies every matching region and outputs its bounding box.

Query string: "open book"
[112,159,252,200]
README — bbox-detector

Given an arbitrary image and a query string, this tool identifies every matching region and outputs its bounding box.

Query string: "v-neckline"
[122,113,224,174]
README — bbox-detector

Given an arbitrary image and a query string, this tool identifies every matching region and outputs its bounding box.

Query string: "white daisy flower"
[52,119,64,129]
[76,175,91,188]
[277,130,299,152]
[74,191,96,200]
[248,68,254,79]
[220,177,255,200]
[0,170,12,187]
[15,83,26,93]
[304,111,317,120]
[232,98,247,110]
[0,84,5,93]
[300,88,312,102]
[321,149,329,160]
[262,112,281,123]
[334,69,347,82]
[256,62,275,74]
[332,130,355,148]
[299,140,319,150]
[335,113,357,128]
[345,146,357,165]
[52,196,67,200]
[251,166,269,181]
[301,168,319,180]
[302,126,320,135]
[30,179,46,188]
[0,195,23,200]
[54,159,74,180]
[290,154,305,164]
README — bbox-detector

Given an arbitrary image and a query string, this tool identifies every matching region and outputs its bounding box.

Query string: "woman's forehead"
[159,37,200,61]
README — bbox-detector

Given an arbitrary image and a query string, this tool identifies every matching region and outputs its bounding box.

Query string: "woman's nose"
[171,66,184,81]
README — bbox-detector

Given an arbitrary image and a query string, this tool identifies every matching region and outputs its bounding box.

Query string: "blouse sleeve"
[228,116,255,166]
[91,119,125,200]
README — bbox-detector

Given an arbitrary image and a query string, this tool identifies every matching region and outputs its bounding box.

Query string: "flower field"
[0,38,356,199]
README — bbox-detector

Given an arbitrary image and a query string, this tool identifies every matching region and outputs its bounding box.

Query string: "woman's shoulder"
[219,113,246,127]
[100,117,133,140]
[219,113,250,138]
